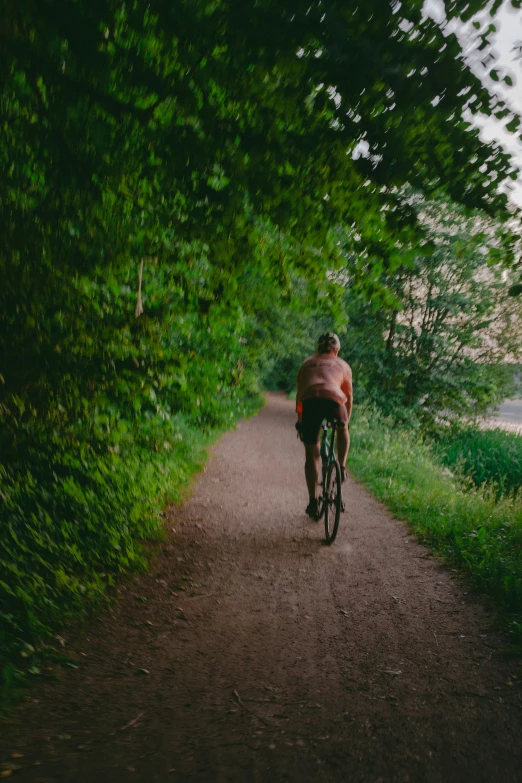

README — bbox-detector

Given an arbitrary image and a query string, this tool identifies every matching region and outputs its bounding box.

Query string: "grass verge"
[349,408,522,646]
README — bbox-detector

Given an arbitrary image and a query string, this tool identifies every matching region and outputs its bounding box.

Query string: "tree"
[343,195,522,427]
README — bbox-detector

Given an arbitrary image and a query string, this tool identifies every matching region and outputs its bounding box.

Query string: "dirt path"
[2,393,522,782]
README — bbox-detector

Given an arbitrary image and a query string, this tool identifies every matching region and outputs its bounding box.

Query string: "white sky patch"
[399,18,415,32]
[422,0,446,25]
[352,139,370,159]
[327,85,342,108]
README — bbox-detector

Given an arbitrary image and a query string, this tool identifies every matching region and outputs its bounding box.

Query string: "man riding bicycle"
[296,332,352,520]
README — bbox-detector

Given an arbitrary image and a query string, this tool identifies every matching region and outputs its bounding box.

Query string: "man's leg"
[337,423,350,473]
[305,442,320,503]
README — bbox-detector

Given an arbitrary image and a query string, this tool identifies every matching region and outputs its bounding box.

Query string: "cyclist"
[296,332,352,520]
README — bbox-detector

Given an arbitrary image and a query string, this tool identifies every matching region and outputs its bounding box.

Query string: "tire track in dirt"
[1,393,521,782]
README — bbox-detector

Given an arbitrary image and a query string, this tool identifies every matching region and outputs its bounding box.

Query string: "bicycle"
[316,419,345,544]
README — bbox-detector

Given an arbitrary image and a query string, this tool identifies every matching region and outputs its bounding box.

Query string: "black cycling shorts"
[300,398,348,445]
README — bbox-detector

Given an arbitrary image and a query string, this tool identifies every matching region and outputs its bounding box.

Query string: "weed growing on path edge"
[349,409,522,648]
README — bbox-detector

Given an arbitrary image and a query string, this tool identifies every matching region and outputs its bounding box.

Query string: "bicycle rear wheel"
[324,460,342,544]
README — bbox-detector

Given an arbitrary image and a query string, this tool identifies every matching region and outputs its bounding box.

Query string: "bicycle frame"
[317,418,345,531]
[320,421,337,475]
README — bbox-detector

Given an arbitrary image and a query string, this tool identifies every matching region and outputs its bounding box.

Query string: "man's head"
[317,331,341,355]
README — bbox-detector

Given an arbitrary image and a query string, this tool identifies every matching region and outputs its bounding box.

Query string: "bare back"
[296,353,352,407]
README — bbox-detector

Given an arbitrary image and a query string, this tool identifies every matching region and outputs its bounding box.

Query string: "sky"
[423,0,522,206]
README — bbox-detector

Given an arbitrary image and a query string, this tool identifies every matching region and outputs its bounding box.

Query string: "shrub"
[0,397,262,703]
[435,427,522,498]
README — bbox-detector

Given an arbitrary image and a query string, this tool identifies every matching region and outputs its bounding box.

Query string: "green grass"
[434,427,522,498]
[349,408,522,645]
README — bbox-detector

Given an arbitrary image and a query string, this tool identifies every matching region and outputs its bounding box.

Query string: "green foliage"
[3,0,521,301]
[350,408,522,643]
[0,392,262,702]
[434,427,522,499]
[0,244,267,698]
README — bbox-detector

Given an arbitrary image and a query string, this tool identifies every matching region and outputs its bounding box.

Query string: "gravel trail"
[2,393,521,782]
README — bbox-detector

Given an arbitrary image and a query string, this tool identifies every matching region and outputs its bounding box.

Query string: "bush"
[0,396,262,703]
[435,427,522,498]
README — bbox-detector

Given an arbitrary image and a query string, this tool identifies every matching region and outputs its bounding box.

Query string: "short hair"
[317,331,341,353]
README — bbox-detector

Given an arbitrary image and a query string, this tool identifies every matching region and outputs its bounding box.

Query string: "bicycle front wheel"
[324,460,342,544]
